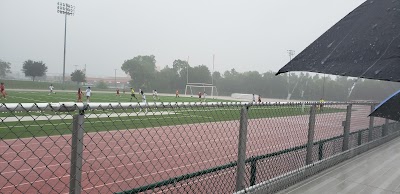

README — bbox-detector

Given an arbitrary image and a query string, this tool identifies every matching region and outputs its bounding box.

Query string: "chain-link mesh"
[0,102,398,194]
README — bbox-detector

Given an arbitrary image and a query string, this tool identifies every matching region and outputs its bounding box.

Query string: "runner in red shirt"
[77,88,83,102]
[116,88,120,97]
[0,83,7,100]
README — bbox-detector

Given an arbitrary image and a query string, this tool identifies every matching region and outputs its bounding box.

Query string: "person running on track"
[176,90,179,98]
[116,88,120,97]
[0,83,7,100]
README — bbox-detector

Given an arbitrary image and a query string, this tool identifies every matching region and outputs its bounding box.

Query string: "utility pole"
[322,74,326,100]
[186,56,190,84]
[57,2,75,87]
[212,54,215,85]
[114,69,117,88]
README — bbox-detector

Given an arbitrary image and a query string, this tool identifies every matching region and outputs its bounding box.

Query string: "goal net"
[231,93,259,101]
[185,83,218,98]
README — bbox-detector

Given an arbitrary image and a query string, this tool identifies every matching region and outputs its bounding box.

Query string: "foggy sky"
[0,0,365,77]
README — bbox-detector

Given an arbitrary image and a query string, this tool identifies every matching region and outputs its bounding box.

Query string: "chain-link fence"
[0,102,398,194]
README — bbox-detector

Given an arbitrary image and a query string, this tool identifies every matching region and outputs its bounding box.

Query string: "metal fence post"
[342,104,352,151]
[306,105,317,165]
[368,105,375,142]
[249,159,257,186]
[318,142,324,160]
[70,113,85,194]
[235,106,249,192]
[383,119,389,136]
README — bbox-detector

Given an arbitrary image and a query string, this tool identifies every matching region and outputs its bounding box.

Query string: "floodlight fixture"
[56,2,76,86]
[57,2,75,16]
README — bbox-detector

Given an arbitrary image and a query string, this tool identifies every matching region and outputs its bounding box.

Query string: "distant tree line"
[0,59,86,85]
[1,57,398,101]
[121,55,400,101]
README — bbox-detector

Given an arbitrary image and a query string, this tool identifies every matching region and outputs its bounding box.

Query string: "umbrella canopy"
[369,90,400,121]
[276,0,400,82]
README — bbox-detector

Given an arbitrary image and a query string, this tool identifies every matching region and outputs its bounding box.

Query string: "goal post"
[184,83,218,98]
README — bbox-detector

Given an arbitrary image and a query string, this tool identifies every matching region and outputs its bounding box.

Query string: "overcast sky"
[0,0,365,77]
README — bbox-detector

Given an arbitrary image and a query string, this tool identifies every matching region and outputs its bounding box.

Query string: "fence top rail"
[0,101,377,112]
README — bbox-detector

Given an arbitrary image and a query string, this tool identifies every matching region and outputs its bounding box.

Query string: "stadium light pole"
[57,2,75,86]
[287,50,295,100]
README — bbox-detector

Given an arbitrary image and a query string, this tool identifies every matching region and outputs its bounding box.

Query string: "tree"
[96,81,108,89]
[0,59,11,78]
[22,60,47,81]
[121,55,156,90]
[212,71,221,81]
[173,59,189,76]
[70,70,86,85]
[190,65,212,83]
[153,66,180,92]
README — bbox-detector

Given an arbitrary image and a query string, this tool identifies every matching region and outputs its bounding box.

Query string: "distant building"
[86,76,131,88]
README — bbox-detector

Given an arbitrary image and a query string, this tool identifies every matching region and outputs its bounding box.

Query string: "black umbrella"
[276,0,400,82]
[369,90,400,121]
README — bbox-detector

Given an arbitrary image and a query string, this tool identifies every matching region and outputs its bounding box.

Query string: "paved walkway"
[278,137,400,194]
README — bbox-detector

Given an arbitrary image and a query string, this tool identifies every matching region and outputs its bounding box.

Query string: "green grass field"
[0,91,344,139]
[0,90,229,103]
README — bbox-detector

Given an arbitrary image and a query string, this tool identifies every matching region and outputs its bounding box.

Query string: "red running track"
[0,105,386,193]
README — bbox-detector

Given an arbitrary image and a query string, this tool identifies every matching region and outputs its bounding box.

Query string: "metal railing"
[0,101,397,194]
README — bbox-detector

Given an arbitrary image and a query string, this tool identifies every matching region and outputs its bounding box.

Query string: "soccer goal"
[231,93,259,101]
[185,83,218,98]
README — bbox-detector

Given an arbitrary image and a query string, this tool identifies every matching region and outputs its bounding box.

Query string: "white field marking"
[14,91,77,102]
[0,113,214,152]
[80,154,237,191]
[7,95,42,102]
[0,115,339,159]
[0,119,344,189]
[0,112,362,150]
[79,140,289,193]
[1,116,298,163]
[1,135,294,178]
[0,130,238,170]
[2,136,238,177]
[15,91,75,102]
[3,112,356,159]
[0,125,236,167]
[0,112,233,147]
[0,111,180,122]
[3,142,239,190]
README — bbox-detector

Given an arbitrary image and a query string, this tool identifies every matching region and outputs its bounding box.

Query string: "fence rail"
[0,101,397,194]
